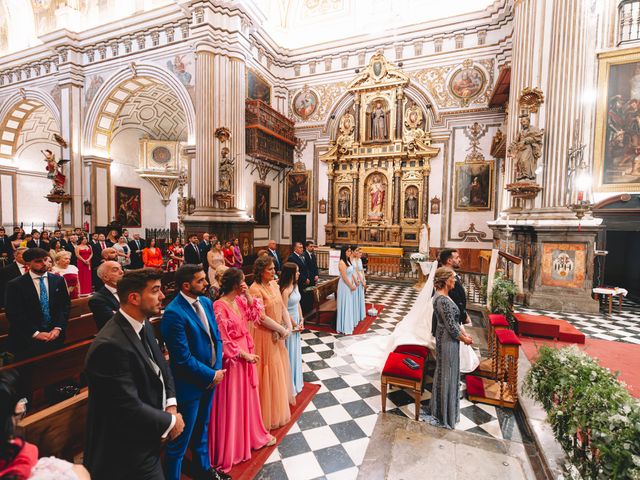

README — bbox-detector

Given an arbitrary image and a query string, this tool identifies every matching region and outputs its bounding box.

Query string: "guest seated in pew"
[0,370,90,480]
[52,251,80,300]
[88,261,123,331]
[5,248,71,360]
[84,268,184,480]
[209,268,276,473]
[0,247,28,309]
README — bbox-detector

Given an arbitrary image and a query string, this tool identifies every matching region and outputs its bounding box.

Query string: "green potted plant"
[490,271,518,332]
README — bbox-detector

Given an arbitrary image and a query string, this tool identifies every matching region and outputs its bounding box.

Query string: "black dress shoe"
[199,468,232,480]
[214,469,232,480]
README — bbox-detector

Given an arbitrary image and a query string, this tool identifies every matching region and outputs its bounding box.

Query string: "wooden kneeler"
[381,351,425,421]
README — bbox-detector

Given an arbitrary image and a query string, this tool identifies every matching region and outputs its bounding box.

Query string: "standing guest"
[352,246,367,322]
[428,267,473,430]
[0,227,13,267]
[142,238,163,269]
[248,256,294,430]
[128,233,145,269]
[113,236,131,269]
[161,265,226,480]
[222,241,234,268]
[231,237,243,269]
[89,233,99,248]
[105,229,118,246]
[5,248,70,359]
[184,234,202,265]
[7,227,21,242]
[166,238,184,272]
[26,231,44,249]
[48,239,63,262]
[266,239,281,274]
[208,265,227,301]
[76,236,93,296]
[287,242,310,290]
[336,245,357,335]
[65,234,79,266]
[53,229,68,249]
[52,251,79,300]
[303,241,319,285]
[102,247,118,263]
[206,241,225,282]
[0,370,91,480]
[198,233,211,267]
[88,261,124,331]
[41,231,51,248]
[210,268,275,473]
[10,231,23,251]
[20,234,32,248]
[91,233,108,289]
[438,249,471,325]
[122,229,129,240]
[84,269,184,480]
[0,247,28,309]
[280,262,304,395]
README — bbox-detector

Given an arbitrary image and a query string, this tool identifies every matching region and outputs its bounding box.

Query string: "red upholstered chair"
[488,314,511,377]
[495,328,521,405]
[381,352,424,421]
[393,344,429,359]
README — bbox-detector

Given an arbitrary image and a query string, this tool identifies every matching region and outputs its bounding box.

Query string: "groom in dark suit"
[84,268,185,480]
[161,264,226,480]
[5,248,70,359]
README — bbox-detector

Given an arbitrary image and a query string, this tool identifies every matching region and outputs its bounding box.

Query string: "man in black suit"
[129,233,145,269]
[0,247,27,309]
[267,239,281,274]
[64,234,78,266]
[92,233,108,289]
[84,268,185,480]
[88,261,124,330]
[90,232,99,248]
[287,242,313,314]
[5,248,70,359]
[52,229,68,249]
[198,233,211,271]
[0,227,13,267]
[184,234,202,265]
[303,241,320,286]
[26,230,45,249]
[438,248,471,325]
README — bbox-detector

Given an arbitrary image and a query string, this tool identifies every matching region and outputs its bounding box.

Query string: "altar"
[321,52,440,247]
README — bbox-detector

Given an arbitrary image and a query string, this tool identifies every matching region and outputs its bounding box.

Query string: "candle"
[577,191,584,202]
[505,214,510,229]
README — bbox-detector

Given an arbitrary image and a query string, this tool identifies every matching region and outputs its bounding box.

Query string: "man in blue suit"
[161,264,228,480]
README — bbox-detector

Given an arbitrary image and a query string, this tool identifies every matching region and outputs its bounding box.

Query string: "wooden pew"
[16,389,88,461]
[305,277,339,330]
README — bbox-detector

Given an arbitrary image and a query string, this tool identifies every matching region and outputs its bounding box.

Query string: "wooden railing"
[619,0,640,44]
[459,270,488,306]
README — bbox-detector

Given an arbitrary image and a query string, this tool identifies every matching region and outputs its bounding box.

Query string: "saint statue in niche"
[508,112,544,182]
[370,101,388,141]
[369,175,385,218]
[404,187,418,219]
[338,189,350,218]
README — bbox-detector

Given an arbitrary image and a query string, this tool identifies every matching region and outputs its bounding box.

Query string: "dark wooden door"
[291,215,306,247]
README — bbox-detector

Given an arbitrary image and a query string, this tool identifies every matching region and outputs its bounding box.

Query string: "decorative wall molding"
[457,223,488,242]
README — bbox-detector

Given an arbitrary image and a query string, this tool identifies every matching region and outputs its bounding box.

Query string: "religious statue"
[218,147,234,193]
[370,101,388,141]
[42,149,68,194]
[508,112,544,182]
[338,189,350,218]
[404,188,418,219]
[419,223,429,255]
[369,175,385,218]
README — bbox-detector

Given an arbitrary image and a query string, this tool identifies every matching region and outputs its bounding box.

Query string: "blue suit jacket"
[161,294,223,402]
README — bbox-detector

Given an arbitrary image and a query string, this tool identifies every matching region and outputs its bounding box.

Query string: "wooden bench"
[305,277,338,330]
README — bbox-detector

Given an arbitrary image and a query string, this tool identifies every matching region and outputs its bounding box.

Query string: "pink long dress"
[209,295,272,473]
[77,247,93,295]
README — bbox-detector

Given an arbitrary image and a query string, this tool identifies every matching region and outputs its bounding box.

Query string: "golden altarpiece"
[321,52,439,247]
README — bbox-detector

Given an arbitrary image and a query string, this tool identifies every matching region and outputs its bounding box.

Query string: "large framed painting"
[541,243,586,289]
[292,87,319,120]
[114,186,142,227]
[254,183,270,227]
[594,47,640,192]
[454,161,494,211]
[247,69,271,104]
[285,170,311,212]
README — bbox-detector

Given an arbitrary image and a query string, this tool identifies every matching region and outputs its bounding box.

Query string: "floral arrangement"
[409,252,428,262]
[489,271,518,330]
[523,346,640,479]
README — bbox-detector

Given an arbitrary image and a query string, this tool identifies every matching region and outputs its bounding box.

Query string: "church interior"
[0,1,639,479]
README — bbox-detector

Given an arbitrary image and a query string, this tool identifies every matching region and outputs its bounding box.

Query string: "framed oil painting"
[292,88,318,120]
[254,183,270,227]
[449,64,486,104]
[247,69,271,104]
[285,170,311,212]
[454,161,493,211]
[114,186,142,227]
[594,47,640,192]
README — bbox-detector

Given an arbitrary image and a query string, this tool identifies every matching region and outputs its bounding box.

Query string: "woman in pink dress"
[232,237,243,269]
[75,236,93,296]
[209,268,275,473]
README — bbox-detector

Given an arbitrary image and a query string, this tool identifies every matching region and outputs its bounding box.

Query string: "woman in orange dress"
[248,256,294,430]
[142,238,163,268]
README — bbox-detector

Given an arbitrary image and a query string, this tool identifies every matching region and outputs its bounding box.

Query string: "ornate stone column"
[421,167,430,225]
[326,168,334,224]
[353,93,361,144]
[395,87,404,140]
[229,57,246,211]
[351,171,359,225]
[392,159,401,225]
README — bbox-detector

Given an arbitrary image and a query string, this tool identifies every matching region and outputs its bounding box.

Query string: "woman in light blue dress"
[280,262,304,395]
[352,246,367,322]
[337,245,358,334]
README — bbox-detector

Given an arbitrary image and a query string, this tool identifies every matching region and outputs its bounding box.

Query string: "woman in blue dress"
[280,262,304,395]
[337,245,358,334]
[352,246,367,322]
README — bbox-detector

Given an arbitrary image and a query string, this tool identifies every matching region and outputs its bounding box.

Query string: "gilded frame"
[454,161,494,211]
[594,47,640,192]
[285,170,312,212]
[246,68,272,104]
[253,182,271,227]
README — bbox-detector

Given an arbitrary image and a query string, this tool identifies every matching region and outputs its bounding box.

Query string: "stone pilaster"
[351,171,358,225]
[393,160,401,225]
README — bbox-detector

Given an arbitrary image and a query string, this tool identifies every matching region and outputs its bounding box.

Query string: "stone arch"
[0,89,61,159]
[83,63,195,155]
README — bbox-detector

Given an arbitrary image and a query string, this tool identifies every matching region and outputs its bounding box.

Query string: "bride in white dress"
[348,260,479,374]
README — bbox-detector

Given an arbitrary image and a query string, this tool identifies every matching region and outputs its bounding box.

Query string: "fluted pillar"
[354,93,361,143]
[193,47,216,213]
[327,170,334,224]
[351,172,358,224]
[421,170,429,224]
[229,58,246,210]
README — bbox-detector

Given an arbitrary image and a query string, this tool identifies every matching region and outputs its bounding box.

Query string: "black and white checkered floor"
[256,282,528,480]
[517,297,640,345]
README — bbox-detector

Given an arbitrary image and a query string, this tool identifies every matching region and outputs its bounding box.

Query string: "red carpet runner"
[305,303,385,335]
[227,382,321,480]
